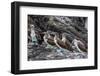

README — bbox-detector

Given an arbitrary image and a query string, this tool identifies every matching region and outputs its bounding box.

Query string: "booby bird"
[53,32,65,56]
[30,24,38,45]
[72,39,87,53]
[43,31,64,56]
[62,33,73,51]
[54,33,73,52]
[43,31,56,48]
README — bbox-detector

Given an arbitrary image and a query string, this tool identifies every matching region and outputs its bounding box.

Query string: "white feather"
[72,39,83,53]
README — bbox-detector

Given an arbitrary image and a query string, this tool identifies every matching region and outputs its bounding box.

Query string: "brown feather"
[78,43,87,52]
[56,38,68,49]
[47,38,56,46]
[64,39,73,51]
[46,35,57,46]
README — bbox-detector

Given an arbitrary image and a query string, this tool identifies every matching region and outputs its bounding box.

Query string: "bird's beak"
[42,32,46,34]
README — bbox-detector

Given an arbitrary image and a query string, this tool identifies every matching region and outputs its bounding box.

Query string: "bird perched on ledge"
[43,31,57,48]
[54,32,73,52]
[30,24,38,45]
[61,33,74,51]
[72,39,87,53]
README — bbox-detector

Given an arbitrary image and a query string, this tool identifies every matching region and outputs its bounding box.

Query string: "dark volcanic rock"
[28,15,88,61]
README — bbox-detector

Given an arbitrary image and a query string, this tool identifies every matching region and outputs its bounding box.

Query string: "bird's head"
[62,33,71,39]
[62,33,67,37]
[54,32,59,38]
[46,31,55,37]
[72,39,83,45]
[47,30,52,34]
[43,31,51,37]
[30,24,35,29]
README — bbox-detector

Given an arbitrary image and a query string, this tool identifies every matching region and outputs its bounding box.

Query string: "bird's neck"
[54,35,58,39]
[73,39,82,52]
[48,34,51,38]
[62,36,66,42]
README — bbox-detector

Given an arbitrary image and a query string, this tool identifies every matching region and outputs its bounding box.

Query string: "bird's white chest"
[31,29,36,37]
[73,40,82,52]
[54,37,62,49]
[43,36,48,44]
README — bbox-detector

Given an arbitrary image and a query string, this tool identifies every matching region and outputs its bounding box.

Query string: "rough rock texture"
[28,15,88,61]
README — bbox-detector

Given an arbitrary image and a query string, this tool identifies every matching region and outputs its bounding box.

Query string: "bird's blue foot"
[56,49,64,56]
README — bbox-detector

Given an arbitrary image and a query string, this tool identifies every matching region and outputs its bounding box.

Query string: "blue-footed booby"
[72,39,87,53]
[54,33,73,52]
[43,31,56,48]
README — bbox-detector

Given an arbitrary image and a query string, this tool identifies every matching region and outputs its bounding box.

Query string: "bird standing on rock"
[54,32,73,53]
[62,33,73,51]
[43,31,56,48]
[72,39,87,53]
[30,24,38,45]
[53,32,74,56]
